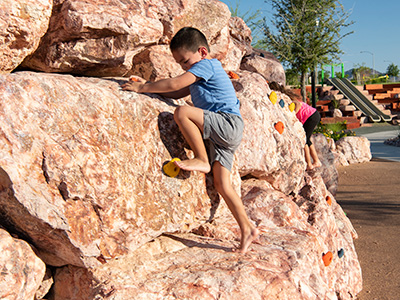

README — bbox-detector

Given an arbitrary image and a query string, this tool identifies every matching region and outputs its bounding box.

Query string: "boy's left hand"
[121,76,146,92]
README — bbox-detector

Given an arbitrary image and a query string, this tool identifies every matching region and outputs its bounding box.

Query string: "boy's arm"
[158,87,191,99]
[121,72,198,98]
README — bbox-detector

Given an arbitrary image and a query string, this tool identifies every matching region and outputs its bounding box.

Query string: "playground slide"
[328,78,392,122]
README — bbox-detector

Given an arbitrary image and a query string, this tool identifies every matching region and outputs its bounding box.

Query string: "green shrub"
[314,121,356,141]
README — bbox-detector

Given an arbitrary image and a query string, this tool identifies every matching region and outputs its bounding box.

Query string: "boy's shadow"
[162,233,233,252]
[158,112,221,222]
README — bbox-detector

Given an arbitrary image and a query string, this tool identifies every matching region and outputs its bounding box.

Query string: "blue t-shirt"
[188,59,241,117]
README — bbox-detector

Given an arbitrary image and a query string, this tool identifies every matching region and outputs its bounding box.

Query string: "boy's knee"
[174,106,185,123]
[213,175,229,194]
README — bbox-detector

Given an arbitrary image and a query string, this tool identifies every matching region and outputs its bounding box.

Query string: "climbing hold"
[227,71,240,79]
[163,158,181,177]
[279,99,285,108]
[289,102,295,112]
[326,195,332,206]
[129,76,140,82]
[269,91,277,104]
[338,248,345,258]
[274,121,284,134]
[322,251,333,266]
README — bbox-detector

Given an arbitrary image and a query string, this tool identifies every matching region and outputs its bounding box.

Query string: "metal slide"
[329,77,392,122]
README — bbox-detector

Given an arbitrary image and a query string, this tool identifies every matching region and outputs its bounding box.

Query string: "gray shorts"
[203,110,244,171]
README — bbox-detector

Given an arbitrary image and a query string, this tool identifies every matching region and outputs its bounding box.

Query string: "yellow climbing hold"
[289,102,295,112]
[163,158,181,177]
[269,91,277,104]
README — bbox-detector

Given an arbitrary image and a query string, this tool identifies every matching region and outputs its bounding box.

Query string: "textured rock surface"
[1,0,283,85]
[0,229,46,300]
[0,71,234,268]
[0,0,364,298]
[335,136,372,165]
[0,71,362,299]
[20,0,234,77]
[0,0,52,73]
[49,177,362,299]
[240,49,286,85]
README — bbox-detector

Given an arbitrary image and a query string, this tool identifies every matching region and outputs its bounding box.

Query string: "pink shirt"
[296,103,316,124]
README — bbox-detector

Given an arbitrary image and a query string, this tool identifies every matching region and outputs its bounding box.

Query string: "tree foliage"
[261,0,353,100]
[386,63,399,77]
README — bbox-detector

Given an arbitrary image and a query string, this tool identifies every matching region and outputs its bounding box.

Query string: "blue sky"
[219,0,399,74]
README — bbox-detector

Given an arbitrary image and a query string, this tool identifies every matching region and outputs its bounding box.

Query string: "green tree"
[261,0,353,101]
[386,63,399,78]
[285,68,301,86]
[352,64,370,85]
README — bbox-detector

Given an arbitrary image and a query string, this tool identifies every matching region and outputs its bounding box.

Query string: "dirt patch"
[336,158,400,300]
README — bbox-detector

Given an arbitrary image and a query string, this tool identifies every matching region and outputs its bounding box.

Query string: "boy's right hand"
[121,76,146,92]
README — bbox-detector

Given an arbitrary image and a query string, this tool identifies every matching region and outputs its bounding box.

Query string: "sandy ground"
[336,158,400,300]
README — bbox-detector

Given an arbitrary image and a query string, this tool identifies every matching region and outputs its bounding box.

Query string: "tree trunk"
[300,71,307,102]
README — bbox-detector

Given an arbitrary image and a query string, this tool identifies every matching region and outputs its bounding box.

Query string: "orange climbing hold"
[163,158,181,177]
[227,71,240,79]
[269,91,277,104]
[326,195,332,206]
[274,121,284,134]
[129,77,140,82]
[322,251,333,266]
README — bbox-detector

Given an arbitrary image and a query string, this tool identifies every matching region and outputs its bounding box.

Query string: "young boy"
[122,27,258,253]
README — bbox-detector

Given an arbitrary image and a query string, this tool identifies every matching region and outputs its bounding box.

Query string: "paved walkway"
[353,124,400,162]
[338,124,400,299]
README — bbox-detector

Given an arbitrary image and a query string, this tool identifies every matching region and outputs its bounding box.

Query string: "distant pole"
[360,50,375,76]
[341,63,344,78]
[311,68,316,108]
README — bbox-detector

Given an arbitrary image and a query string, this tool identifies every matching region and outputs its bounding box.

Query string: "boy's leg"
[212,161,258,253]
[173,106,211,173]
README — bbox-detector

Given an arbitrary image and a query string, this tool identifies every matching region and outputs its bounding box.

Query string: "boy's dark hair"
[170,27,210,53]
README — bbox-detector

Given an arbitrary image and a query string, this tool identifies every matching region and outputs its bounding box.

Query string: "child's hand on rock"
[121,76,146,92]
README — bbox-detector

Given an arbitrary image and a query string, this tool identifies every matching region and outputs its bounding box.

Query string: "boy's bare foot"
[312,161,322,168]
[174,158,211,173]
[235,227,259,254]
[306,164,314,171]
